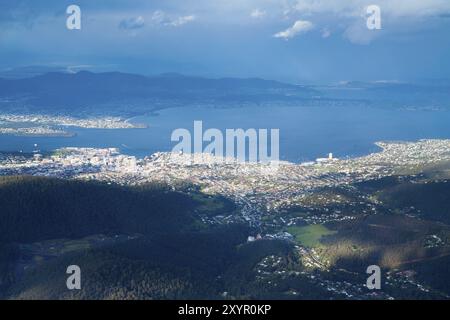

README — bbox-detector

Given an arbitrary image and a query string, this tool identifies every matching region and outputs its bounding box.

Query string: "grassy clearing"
[287,224,337,248]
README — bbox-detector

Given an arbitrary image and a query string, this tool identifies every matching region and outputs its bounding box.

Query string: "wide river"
[1,105,450,163]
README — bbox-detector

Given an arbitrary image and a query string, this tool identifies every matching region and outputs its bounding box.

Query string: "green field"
[287,225,337,248]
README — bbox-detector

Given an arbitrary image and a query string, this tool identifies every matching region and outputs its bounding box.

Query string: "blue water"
[1,105,450,163]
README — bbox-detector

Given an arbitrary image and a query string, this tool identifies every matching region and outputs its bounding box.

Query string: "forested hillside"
[0,176,197,243]
[0,176,293,299]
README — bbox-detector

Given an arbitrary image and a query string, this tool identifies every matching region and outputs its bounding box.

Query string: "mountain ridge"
[0,71,315,113]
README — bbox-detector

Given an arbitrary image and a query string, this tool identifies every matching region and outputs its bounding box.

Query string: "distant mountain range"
[0,71,316,115]
[0,70,449,116]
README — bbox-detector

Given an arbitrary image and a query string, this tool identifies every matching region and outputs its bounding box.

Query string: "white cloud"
[151,10,166,24]
[274,20,314,39]
[250,9,266,19]
[287,0,450,44]
[169,15,196,27]
[151,10,196,27]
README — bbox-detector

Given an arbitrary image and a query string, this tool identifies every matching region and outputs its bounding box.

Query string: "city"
[1,139,449,229]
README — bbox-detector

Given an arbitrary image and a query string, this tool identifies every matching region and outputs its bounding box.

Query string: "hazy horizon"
[2,65,450,86]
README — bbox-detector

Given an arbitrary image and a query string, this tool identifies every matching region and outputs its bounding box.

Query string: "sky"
[1,0,450,83]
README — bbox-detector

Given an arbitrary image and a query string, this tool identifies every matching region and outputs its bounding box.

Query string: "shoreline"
[0,138,445,164]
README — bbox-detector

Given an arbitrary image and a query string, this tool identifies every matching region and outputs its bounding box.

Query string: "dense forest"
[0,176,199,243]
[378,180,450,224]
[0,176,305,299]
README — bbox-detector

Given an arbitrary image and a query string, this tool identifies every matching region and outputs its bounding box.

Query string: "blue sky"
[1,0,450,83]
